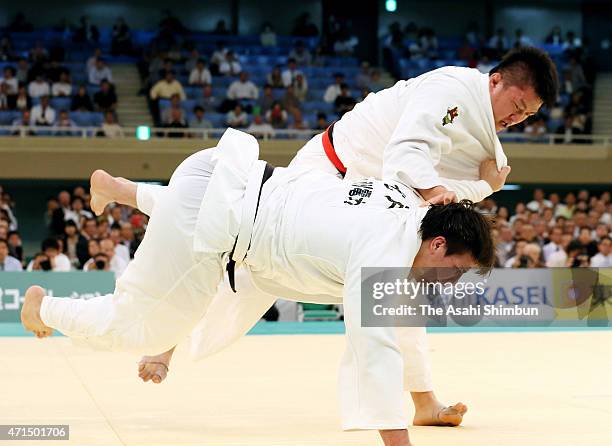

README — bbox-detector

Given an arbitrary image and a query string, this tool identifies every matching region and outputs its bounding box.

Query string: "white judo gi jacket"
[292,66,508,203]
[193,128,429,430]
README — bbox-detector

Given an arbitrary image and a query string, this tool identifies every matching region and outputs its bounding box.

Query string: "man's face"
[574,212,587,227]
[500,226,513,242]
[550,228,563,244]
[84,220,97,237]
[596,224,609,239]
[599,239,611,256]
[578,229,591,244]
[100,240,115,260]
[489,72,542,132]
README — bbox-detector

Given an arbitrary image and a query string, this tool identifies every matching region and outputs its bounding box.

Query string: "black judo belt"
[226,162,275,293]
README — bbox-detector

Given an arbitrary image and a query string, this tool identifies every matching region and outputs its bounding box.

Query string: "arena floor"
[2,328,612,446]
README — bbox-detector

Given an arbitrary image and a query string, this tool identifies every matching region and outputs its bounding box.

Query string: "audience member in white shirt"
[28,75,50,98]
[247,114,275,139]
[590,237,611,267]
[281,58,303,87]
[30,96,56,126]
[543,227,564,262]
[219,51,242,76]
[51,71,73,97]
[323,73,346,103]
[225,104,249,128]
[86,48,103,73]
[226,71,259,101]
[0,66,19,95]
[88,58,113,85]
[188,59,212,86]
[101,111,124,138]
[527,189,553,212]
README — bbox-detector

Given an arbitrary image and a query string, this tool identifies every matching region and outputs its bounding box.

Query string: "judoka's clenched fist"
[480,159,511,192]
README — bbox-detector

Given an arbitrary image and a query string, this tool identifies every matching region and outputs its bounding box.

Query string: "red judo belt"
[322,122,347,176]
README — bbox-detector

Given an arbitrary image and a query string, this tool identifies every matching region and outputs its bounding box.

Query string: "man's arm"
[339,228,414,441]
[437,160,511,203]
[383,75,504,204]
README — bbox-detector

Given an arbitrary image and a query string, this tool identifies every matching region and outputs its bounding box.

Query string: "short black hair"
[419,200,495,274]
[490,47,559,107]
[41,237,60,251]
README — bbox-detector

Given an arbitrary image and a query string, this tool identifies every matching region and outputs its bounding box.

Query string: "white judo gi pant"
[40,149,225,355]
[289,132,433,393]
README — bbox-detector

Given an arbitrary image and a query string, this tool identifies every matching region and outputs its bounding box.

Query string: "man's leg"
[90,169,165,216]
[22,149,224,355]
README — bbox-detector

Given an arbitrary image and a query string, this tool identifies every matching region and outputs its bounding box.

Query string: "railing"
[1,126,612,146]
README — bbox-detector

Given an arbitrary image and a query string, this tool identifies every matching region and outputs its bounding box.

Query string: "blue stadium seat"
[303,101,332,114]
[206,112,226,128]
[0,111,20,125]
[50,97,72,111]
[69,112,90,127]
[181,99,197,112]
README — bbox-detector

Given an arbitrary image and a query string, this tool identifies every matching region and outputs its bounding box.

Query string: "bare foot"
[413,402,468,427]
[138,348,174,384]
[21,286,53,338]
[90,169,117,216]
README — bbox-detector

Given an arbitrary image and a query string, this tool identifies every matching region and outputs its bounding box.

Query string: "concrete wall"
[0,137,610,184]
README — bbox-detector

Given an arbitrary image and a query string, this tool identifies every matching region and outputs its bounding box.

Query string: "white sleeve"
[382,77,471,191]
[188,70,198,84]
[438,177,493,202]
[323,86,336,103]
[339,253,407,431]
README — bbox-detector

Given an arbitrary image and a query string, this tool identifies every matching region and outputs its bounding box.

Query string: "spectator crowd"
[480,188,611,268]
[0,183,147,277]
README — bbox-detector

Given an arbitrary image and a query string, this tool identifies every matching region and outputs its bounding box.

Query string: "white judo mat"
[1,330,611,445]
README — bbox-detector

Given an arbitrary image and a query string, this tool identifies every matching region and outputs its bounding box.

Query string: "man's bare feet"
[138,347,175,384]
[413,401,468,427]
[90,169,117,216]
[21,286,53,338]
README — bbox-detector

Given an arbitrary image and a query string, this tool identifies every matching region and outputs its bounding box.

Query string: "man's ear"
[429,236,447,254]
[490,71,502,89]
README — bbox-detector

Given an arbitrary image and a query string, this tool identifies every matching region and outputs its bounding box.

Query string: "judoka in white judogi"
[290,66,508,202]
[28,129,484,431]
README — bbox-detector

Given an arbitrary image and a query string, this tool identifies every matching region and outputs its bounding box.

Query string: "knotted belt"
[226,161,275,292]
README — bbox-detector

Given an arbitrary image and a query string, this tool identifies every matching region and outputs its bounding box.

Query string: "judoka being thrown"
[21,129,495,446]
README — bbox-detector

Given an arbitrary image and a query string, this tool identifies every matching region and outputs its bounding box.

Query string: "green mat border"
[2,321,611,337]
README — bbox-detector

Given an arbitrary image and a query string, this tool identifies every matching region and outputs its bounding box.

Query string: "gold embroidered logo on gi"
[442,106,459,126]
